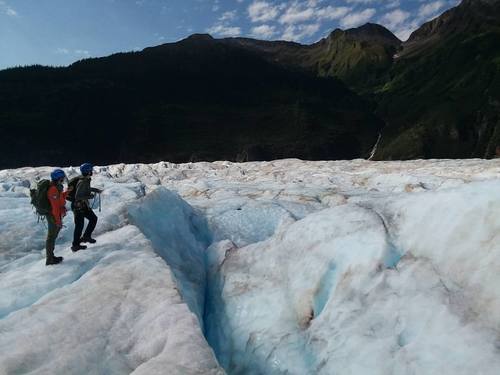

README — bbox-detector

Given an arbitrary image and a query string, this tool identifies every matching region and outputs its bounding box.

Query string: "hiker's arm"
[47,186,62,226]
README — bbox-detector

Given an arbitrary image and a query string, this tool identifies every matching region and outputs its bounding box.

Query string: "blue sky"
[0,0,459,69]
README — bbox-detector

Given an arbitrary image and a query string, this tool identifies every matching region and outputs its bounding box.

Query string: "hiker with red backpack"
[68,163,102,252]
[45,169,71,265]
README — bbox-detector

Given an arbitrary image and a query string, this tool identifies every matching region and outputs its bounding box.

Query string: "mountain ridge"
[0,30,382,169]
[0,0,499,167]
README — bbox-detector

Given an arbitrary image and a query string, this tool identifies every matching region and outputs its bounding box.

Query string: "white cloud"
[279,2,352,24]
[281,23,320,41]
[208,5,241,38]
[418,1,445,18]
[340,8,376,28]
[55,48,90,57]
[0,1,18,17]
[219,10,237,21]
[380,8,410,30]
[6,6,16,16]
[75,50,90,56]
[316,6,352,20]
[207,24,242,37]
[56,48,70,55]
[212,0,220,12]
[279,3,315,24]
[344,0,376,3]
[251,24,277,39]
[385,0,400,9]
[248,1,280,23]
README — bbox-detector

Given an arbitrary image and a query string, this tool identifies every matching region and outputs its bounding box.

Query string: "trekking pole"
[98,192,102,213]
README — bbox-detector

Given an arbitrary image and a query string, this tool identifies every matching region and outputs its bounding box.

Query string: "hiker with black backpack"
[68,163,102,252]
[43,169,71,265]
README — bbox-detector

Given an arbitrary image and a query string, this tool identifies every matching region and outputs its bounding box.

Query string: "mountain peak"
[347,23,395,36]
[185,33,214,42]
[328,23,401,46]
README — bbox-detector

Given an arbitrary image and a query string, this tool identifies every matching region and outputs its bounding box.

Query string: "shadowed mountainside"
[0,35,382,169]
[0,0,499,167]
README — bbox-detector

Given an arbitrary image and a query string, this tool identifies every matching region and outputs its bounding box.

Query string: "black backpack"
[66,176,82,202]
[30,180,52,215]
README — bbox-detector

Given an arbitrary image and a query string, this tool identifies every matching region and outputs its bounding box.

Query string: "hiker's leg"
[73,210,85,245]
[83,208,98,239]
[46,215,59,260]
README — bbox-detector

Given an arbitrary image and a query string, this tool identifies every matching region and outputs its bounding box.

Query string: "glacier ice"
[128,187,212,325]
[0,159,500,374]
[0,225,222,374]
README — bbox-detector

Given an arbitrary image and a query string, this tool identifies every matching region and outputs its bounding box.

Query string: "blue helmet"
[80,163,94,175]
[50,169,66,181]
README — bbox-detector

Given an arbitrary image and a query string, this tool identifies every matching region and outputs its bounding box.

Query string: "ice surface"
[209,201,295,247]
[0,225,221,375]
[205,184,500,374]
[1,158,500,374]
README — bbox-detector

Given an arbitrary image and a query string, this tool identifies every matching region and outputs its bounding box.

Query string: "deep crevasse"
[128,187,212,327]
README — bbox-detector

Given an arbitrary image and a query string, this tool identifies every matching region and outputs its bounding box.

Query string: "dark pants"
[73,206,98,245]
[46,215,61,260]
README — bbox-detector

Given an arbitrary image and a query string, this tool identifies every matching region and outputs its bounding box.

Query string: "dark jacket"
[74,176,100,209]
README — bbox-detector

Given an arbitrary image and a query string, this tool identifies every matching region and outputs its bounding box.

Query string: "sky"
[0,0,459,70]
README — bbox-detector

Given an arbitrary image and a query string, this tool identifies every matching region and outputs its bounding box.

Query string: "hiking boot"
[81,237,96,244]
[46,256,64,266]
[71,244,87,252]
